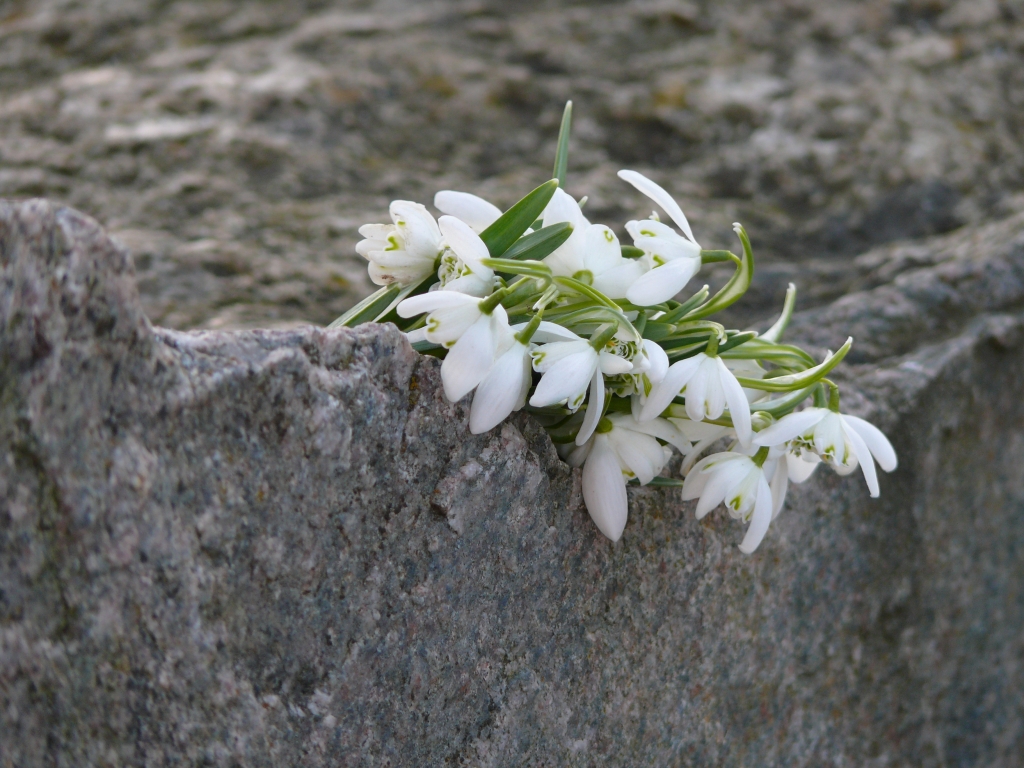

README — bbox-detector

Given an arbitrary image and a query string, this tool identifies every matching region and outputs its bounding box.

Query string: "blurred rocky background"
[2,0,1022,329]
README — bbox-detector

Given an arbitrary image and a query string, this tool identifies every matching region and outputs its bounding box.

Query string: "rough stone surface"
[3,0,1024,763]
[1,0,1023,329]
[3,198,1024,766]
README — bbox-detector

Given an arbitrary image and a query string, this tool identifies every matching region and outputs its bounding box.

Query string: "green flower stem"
[825,378,841,412]
[700,249,741,266]
[751,446,771,468]
[553,276,639,341]
[515,309,545,345]
[478,287,511,315]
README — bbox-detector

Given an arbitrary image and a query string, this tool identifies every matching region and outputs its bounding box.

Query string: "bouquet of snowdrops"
[333,103,896,553]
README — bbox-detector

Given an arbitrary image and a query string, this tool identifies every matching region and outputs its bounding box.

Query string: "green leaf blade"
[479,179,559,258]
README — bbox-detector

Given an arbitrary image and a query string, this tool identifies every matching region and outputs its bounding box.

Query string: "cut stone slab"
[2,199,1023,766]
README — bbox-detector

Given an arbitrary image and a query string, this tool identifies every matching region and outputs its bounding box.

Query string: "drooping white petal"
[576,368,605,446]
[582,435,629,542]
[787,452,820,483]
[842,415,898,472]
[598,351,634,376]
[618,170,699,245]
[716,356,752,446]
[358,223,392,240]
[640,354,704,422]
[531,339,592,372]
[694,458,752,519]
[440,272,494,297]
[470,341,529,434]
[434,190,503,233]
[643,340,669,385]
[769,457,789,519]
[630,233,702,264]
[542,188,589,276]
[625,257,701,306]
[843,419,880,497]
[529,350,598,409]
[583,225,622,275]
[368,261,434,287]
[440,312,501,402]
[592,259,647,300]
[684,357,712,422]
[390,200,442,256]
[565,440,592,468]
[738,474,773,554]
[525,322,582,344]
[615,414,690,454]
[610,430,666,485]
[752,408,829,447]
[814,412,850,467]
[397,290,478,318]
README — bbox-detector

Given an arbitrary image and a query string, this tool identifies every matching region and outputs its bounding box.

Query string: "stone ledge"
[2,199,1023,766]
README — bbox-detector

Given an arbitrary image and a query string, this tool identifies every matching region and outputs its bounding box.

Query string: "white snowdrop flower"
[752,408,898,497]
[529,330,633,411]
[566,413,689,542]
[536,194,647,296]
[435,215,496,297]
[540,188,591,276]
[746,444,805,522]
[578,224,647,299]
[530,327,636,445]
[468,321,576,435]
[621,339,669,410]
[681,451,774,554]
[617,170,702,306]
[434,190,503,233]
[397,291,509,404]
[639,352,752,446]
[356,201,443,287]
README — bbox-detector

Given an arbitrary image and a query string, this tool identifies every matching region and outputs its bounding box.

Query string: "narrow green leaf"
[661,286,709,324]
[641,322,675,341]
[552,276,640,340]
[480,258,553,282]
[552,101,573,186]
[412,339,442,354]
[717,331,758,353]
[734,337,853,391]
[327,284,402,329]
[373,273,439,328]
[479,179,559,257]
[721,339,816,367]
[502,222,573,261]
[761,282,797,343]
[682,225,755,321]
[629,476,686,488]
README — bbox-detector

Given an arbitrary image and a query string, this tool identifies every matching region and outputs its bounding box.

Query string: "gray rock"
[3,198,1024,766]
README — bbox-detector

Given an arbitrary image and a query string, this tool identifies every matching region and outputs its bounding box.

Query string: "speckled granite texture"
[2,199,1023,766]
